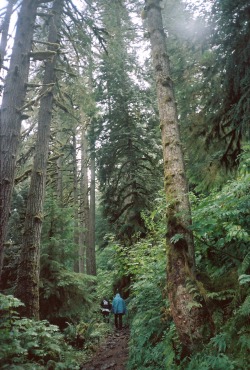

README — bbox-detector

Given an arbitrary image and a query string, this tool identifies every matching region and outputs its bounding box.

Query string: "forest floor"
[80,327,130,370]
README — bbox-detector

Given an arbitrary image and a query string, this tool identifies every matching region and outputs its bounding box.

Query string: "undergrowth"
[0,293,112,369]
[114,149,250,369]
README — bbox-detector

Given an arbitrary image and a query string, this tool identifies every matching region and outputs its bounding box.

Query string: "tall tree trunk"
[88,141,96,276]
[78,123,88,273]
[0,0,15,72]
[86,52,96,276]
[56,131,65,263]
[145,0,212,354]
[0,0,39,281]
[15,0,64,319]
[72,131,80,273]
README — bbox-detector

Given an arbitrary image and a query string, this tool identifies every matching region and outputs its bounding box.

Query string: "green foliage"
[181,305,250,369]
[40,258,96,324]
[191,164,250,282]
[168,0,249,189]
[38,192,97,325]
[116,201,179,369]
[127,254,174,370]
[95,0,162,244]
[41,195,78,268]
[182,152,250,369]
[184,353,236,370]
[64,318,111,353]
[117,150,250,369]
[0,294,80,369]
[238,273,250,286]
[204,0,250,168]
[96,239,118,299]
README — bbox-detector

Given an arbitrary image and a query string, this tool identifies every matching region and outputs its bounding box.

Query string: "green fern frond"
[207,289,235,301]
[210,332,228,352]
[186,301,203,311]
[238,333,250,351]
[240,252,250,274]
[238,274,250,286]
[238,295,250,317]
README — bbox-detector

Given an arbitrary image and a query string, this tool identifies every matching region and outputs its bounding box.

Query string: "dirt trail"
[81,327,130,370]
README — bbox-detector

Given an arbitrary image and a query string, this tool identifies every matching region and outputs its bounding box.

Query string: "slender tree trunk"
[86,118,96,276]
[145,0,212,354]
[88,143,96,276]
[15,0,64,319]
[78,123,88,273]
[56,149,63,206]
[0,0,15,72]
[86,53,96,276]
[72,131,80,272]
[0,0,39,281]
[56,131,65,263]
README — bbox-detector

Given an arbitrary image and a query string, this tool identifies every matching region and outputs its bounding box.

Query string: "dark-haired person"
[100,297,112,323]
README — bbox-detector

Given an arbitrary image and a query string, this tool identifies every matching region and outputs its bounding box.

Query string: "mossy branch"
[15,168,32,184]
[18,86,54,111]
[26,82,55,88]
[36,12,53,18]
[48,154,64,163]
[30,50,57,61]
[32,39,60,48]
[55,67,77,77]
[54,99,70,113]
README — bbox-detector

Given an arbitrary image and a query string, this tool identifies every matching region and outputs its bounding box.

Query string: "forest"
[0,0,249,369]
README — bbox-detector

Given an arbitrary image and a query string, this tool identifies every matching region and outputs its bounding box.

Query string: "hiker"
[100,298,112,323]
[111,292,126,330]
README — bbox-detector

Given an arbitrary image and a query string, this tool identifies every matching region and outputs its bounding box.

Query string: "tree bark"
[72,131,80,273]
[15,0,64,319]
[0,0,15,73]
[145,0,212,354]
[56,130,65,263]
[78,123,88,273]
[0,0,39,281]
[88,141,96,276]
[85,52,96,276]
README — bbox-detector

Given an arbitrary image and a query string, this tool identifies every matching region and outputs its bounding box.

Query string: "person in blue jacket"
[111,292,126,330]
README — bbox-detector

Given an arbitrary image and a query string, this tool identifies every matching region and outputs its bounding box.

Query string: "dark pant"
[114,313,123,329]
[102,312,110,323]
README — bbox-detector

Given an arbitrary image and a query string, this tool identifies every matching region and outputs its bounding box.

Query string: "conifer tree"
[79,120,89,273]
[180,0,250,184]
[0,0,40,280]
[96,0,162,244]
[0,0,15,73]
[203,0,250,167]
[15,0,64,319]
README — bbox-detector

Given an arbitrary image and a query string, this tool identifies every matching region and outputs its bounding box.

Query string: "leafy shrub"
[120,200,180,369]
[0,293,80,369]
[39,257,97,328]
[182,150,250,369]
[125,150,250,369]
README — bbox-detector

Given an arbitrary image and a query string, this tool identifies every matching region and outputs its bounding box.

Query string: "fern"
[239,252,250,274]
[238,274,250,285]
[206,289,235,301]
[210,332,228,352]
[0,294,81,369]
[238,295,250,317]
[185,353,236,370]
[238,332,250,351]
[187,301,203,311]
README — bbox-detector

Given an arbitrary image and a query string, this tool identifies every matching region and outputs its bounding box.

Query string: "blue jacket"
[112,293,126,314]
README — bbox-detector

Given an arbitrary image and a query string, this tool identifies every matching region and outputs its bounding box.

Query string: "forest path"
[80,327,130,370]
